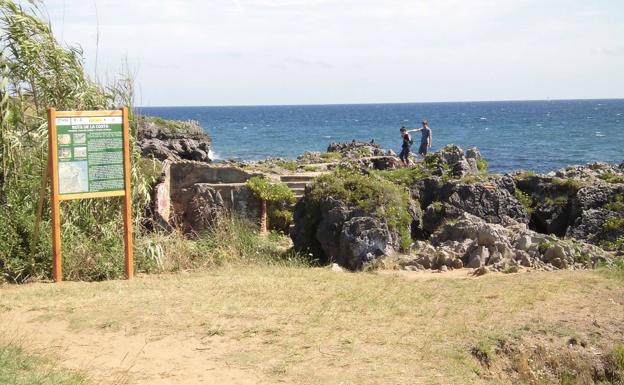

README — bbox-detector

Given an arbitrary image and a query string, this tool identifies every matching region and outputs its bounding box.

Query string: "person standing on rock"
[412,120,432,158]
[399,127,414,166]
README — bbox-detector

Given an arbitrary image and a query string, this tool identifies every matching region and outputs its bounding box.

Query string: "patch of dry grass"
[1,268,623,385]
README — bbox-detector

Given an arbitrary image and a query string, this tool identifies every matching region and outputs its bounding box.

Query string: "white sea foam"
[208,149,220,159]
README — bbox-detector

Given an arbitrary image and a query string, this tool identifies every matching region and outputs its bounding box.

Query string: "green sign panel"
[55,116,124,195]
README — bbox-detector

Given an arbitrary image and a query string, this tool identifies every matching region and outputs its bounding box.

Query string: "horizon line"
[136,97,624,109]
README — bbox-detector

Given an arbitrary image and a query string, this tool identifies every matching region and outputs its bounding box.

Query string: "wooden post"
[260,199,268,233]
[121,107,134,279]
[48,108,62,282]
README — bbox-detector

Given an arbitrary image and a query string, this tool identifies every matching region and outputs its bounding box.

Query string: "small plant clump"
[602,217,624,233]
[545,195,569,206]
[604,194,624,212]
[553,177,585,192]
[476,158,489,173]
[275,159,298,172]
[599,171,624,184]
[246,176,295,203]
[319,152,342,161]
[514,189,534,214]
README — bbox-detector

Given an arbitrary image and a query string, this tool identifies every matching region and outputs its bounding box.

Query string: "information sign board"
[55,115,125,195]
[46,108,134,282]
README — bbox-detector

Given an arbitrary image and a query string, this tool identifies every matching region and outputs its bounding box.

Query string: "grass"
[144,116,204,134]
[319,152,342,161]
[515,171,536,180]
[275,159,298,172]
[553,178,586,192]
[599,172,624,184]
[1,269,622,385]
[545,195,569,206]
[0,343,88,385]
[374,166,428,187]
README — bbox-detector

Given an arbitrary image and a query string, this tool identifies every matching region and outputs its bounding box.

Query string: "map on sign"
[55,116,125,195]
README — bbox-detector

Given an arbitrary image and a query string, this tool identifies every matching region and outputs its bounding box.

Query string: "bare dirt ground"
[1,267,623,385]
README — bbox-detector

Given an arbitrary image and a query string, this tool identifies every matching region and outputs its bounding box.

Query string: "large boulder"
[292,196,403,270]
[137,116,212,162]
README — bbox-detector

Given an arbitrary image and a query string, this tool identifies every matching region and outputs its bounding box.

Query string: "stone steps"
[280,174,319,199]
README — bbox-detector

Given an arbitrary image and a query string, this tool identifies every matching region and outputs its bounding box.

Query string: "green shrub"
[308,170,412,251]
[275,159,298,172]
[538,241,557,254]
[545,195,569,206]
[602,217,624,232]
[604,194,624,212]
[375,166,427,187]
[476,158,488,173]
[431,201,445,214]
[303,165,318,172]
[514,189,534,214]
[246,176,295,203]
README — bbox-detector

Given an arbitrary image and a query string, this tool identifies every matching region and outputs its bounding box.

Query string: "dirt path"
[1,310,266,385]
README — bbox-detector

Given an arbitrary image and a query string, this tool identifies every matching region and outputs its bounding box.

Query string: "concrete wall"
[161,162,264,233]
[169,162,262,191]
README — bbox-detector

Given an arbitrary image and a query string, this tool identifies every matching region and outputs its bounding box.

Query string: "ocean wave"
[208,149,220,159]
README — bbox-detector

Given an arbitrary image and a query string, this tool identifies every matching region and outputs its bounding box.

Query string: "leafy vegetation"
[514,189,534,214]
[545,195,569,206]
[308,169,412,251]
[275,159,298,172]
[134,216,303,273]
[374,165,427,187]
[604,194,624,212]
[476,158,488,173]
[246,176,295,203]
[602,217,624,233]
[0,1,157,282]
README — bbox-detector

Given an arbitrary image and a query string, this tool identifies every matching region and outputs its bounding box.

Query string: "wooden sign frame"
[47,107,133,282]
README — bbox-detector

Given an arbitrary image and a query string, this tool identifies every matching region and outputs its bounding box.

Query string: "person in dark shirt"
[399,126,413,166]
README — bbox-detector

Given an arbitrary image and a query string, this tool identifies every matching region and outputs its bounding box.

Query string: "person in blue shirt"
[399,120,432,166]
[413,120,432,157]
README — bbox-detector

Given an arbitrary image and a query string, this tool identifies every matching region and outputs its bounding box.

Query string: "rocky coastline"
[138,117,624,274]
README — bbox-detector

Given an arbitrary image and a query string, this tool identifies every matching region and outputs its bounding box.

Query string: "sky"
[40,0,624,106]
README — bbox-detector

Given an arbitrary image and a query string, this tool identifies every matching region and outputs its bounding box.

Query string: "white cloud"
[39,0,624,105]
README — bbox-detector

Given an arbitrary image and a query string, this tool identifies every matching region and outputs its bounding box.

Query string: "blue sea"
[139,99,624,174]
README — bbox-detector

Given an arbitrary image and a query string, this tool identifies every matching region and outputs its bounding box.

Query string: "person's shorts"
[418,142,428,155]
